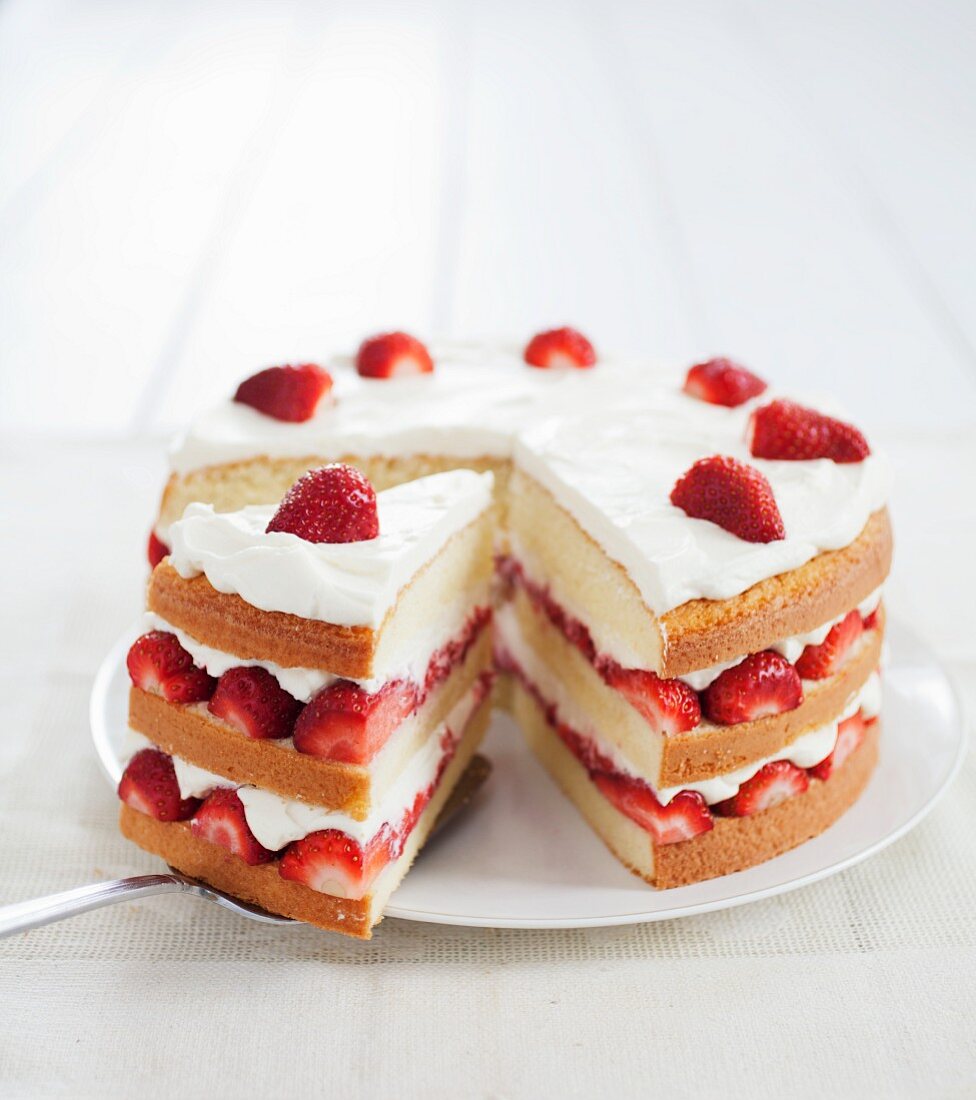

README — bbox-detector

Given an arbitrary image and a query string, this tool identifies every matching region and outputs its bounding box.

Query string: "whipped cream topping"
[515,388,890,616]
[122,678,484,850]
[169,342,646,475]
[167,469,493,628]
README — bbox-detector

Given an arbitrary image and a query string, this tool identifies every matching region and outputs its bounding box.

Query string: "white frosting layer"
[679,587,884,689]
[169,342,644,475]
[167,469,493,628]
[515,390,890,616]
[124,679,483,850]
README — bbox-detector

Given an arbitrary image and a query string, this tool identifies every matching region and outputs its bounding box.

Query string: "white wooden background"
[2,3,975,1097]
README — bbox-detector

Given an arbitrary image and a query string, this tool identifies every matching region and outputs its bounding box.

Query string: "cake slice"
[118,466,495,937]
[500,388,890,887]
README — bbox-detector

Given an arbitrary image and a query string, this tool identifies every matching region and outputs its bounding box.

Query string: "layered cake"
[125,329,892,926]
[120,463,495,937]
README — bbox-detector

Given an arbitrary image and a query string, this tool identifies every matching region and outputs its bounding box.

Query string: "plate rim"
[91,618,968,930]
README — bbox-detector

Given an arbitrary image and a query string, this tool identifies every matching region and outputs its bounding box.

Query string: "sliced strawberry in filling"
[795,610,865,680]
[279,829,391,898]
[208,666,303,740]
[293,680,419,765]
[602,663,701,734]
[126,631,216,704]
[593,772,713,845]
[191,789,276,865]
[808,711,869,781]
[702,651,803,725]
[147,530,169,568]
[713,760,809,817]
[118,748,200,822]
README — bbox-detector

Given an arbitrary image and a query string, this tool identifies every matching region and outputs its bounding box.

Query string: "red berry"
[593,773,713,845]
[683,358,767,407]
[147,531,169,568]
[191,789,276,865]
[208,667,303,740]
[748,399,870,463]
[714,759,809,817]
[523,327,597,369]
[126,631,215,703]
[118,748,199,821]
[356,332,433,378]
[266,464,379,544]
[670,455,785,543]
[293,680,418,765]
[279,829,388,898]
[795,610,864,680]
[233,363,333,422]
[809,711,868,780]
[702,651,803,725]
[602,664,701,734]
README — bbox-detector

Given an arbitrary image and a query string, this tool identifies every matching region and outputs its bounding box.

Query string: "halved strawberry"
[683,357,767,407]
[748,399,870,463]
[233,363,333,422]
[670,455,785,543]
[795,610,864,680]
[266,463,379,544]
[714,760,809,817]
[126,631,215,703]
[147,530,169,568]
[593,772,713,845]
[809,711,868,781]
[208,667,303,740]
[279,829,389,898]
[702,651,803,725]
[293,680,418,765]
[356,332,434,378]
[602,664,701,734]
[119,748,200,821]
[523,327,597,369]
[191,789,275,865]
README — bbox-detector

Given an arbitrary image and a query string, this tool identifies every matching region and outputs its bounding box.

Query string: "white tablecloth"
[1,435,973,1098]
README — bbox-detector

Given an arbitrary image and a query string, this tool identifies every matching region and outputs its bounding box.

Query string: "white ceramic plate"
[91,618,965,929]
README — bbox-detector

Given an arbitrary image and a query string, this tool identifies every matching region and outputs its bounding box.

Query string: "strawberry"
[809,711,867,781]
[293,680,417,765]
[118,748,200,821]
[593,773,712,845]
[147,531,169,568]
[714,760,809,817]
[208,667,303,740]
[126,631,215,703]
[748,399,870,463]
[670,455,785,543]
[233,363,333,422]
[279,828,389,897]
[356,332,434,378]
[862,608,879,631]
[602,664,701,734]
[191,789,276,865]
[795,610,864,680]
[265,463,379,544]
[523,327,597,369]
[702,651,803,725]
[683,357,767,407]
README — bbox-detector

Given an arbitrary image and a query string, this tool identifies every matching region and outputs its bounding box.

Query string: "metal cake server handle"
[0,754,492,939]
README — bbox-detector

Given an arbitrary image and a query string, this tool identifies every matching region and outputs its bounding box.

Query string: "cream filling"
[496,602,880,807]
[143,593,481,702]
[122,679,484,850]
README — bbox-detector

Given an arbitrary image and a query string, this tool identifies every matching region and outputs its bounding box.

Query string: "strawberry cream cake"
[121,329,891,930]
[120,463,495,937]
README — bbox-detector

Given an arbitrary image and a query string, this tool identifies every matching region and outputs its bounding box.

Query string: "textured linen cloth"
[1,435,974,1099]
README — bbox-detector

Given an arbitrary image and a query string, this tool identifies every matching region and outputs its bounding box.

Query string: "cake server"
[0,754,492,938]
